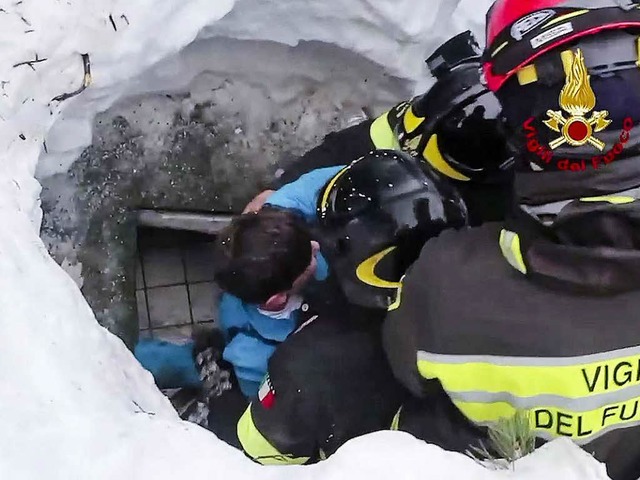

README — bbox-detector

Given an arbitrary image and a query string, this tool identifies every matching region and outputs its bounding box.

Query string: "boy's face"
[291,241,320,293]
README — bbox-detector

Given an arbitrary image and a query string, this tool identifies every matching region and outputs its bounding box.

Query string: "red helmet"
[483,0,640,92]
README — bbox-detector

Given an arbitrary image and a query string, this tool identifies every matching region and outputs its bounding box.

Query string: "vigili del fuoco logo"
[522,48,634,172]
[543,49,611,151]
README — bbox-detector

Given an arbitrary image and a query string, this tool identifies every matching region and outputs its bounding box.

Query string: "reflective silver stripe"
[445,382,640,412]
[521,199,572,217]
[417,345,640,367]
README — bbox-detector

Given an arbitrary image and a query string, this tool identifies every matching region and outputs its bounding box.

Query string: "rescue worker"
[213,150,469,398]
[248,31,513,225]
[232,150,474,463]
[383,2,640,479]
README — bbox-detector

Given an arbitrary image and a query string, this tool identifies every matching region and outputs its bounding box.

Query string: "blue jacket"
[134,166,343,396]
[220,255,329,397]
[264,166,343,222]
[221,165,342,397]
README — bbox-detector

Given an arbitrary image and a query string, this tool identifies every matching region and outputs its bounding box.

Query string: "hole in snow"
[37,37,409,349]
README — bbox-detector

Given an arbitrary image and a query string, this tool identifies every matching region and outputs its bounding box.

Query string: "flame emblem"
[543,49,611,151]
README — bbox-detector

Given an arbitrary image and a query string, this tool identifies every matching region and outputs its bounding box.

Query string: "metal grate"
[136,227,222,343]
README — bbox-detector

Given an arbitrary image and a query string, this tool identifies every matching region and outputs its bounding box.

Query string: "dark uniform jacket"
[235,312,406,465]
[383,221,640,480]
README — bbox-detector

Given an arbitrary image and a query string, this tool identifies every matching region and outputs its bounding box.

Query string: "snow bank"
[0,0,611,478]
[35,0,497,180]
[199,0,492,93]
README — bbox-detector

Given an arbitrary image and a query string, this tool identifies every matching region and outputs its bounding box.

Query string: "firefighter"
[247,30,513,226]
[211,149,469,398]
[232,150,473,463]
[383,2,640,479]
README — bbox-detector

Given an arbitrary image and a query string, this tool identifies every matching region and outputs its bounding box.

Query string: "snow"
[81,35,413,177]
[198,0,490,93]
[0,0,612,479]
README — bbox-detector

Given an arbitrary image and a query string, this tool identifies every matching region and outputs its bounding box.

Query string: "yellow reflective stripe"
[517,64,538,86]
[542,9,589,29]
[580,195,636,205]
[636,37,640,68]
[419,348,640,444]
[356,246,401,289]
[453,398,640,445]
[491,41,509,58]
[318,162,357,218]
[417,348,640,400]
[237,405,310,465]
[387,274,405,312]
[499,229,527,274]
[403,107,425,134]
[390,406,403,431]
[423,134,471,182]
[370,112,401,150]
[453,400,517,426]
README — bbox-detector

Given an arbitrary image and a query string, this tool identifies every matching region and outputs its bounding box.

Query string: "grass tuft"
[467,410,537,470]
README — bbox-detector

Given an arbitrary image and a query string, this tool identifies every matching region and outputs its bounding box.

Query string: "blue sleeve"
[223,334,276,397]
[134,339,201,389]
[219,293,250,337]
[265,165,346,222]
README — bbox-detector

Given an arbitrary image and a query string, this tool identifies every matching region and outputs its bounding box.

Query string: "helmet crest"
[542,49,612,150]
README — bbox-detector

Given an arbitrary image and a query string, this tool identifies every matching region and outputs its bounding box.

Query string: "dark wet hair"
[213,209,312,304]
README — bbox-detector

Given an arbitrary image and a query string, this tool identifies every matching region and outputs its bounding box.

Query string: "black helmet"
[315,150,469,310]
[388,31,513,185]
